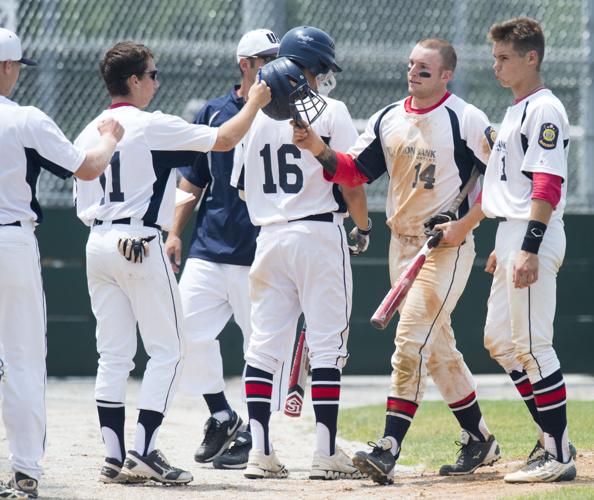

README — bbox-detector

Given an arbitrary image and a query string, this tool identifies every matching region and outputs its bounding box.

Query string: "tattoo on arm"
[315,144,338,175]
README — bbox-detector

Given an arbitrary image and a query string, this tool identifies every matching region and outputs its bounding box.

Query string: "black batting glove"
[117,235,156,263]
[348,217,372,256]
[423,211,457,237]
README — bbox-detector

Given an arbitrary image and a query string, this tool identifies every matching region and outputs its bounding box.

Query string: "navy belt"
[495,217,507,222]
[290,212,334,223]
[0,221,21,227]
[93,218,161,231]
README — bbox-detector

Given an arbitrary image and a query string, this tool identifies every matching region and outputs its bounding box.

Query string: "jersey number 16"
[260,144,304,194]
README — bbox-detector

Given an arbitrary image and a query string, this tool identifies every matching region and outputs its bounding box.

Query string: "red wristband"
[323,152,368,187]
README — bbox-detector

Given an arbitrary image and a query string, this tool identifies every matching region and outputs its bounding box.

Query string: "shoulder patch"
[538,123,559,149]
[484,126,497,149]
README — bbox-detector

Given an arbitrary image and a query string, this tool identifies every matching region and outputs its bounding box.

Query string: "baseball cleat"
[213,430,252,470]
[352,438,396,485]
[309,447,367,480]
[244,448,288,479]
[8,472,38,499]
[504,452,576,483]
[0,482,28,500]
[99,457,148,484]
[439,431,501,476]
[194,410,242,463]
[121,449,193,484]
[526,440,577,466]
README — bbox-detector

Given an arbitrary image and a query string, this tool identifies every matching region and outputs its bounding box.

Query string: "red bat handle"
[284,327,308,417]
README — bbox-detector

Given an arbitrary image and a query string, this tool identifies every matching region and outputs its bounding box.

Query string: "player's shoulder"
[529,89,568,116]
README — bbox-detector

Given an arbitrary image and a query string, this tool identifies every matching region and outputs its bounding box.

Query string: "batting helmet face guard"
[278,26,342,76]
[260,57,327,125]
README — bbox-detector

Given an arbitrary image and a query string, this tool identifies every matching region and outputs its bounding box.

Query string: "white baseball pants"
[245,217,352,374]
[86,221,184,414]
[388,233,477,404]
[484,218,565,382]
[0,222,45,480]
[177,258,290,411]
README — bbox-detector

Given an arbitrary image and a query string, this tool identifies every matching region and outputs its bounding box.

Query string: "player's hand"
[434,219,469,246]
[424,211,457,235]
[291,121,325,156]
[513,250,539,289]
[97,118,124,142]
[485,250,497,274]
[164,234,182,273]
[348,218,372,255]
[247,80,271,108]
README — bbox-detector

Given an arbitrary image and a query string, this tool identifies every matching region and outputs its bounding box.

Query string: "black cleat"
[526,440,577,465]
[194,410,242,463]
[352,438,396,485]
[439,432,501,476]
[8,472,38,499]
[213,430,252,469]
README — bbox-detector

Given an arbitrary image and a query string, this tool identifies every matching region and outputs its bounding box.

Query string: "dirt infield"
[0,378,592,499]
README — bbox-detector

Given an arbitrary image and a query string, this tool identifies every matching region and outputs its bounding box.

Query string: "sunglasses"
[246,55,276,64]
[124,69,158,81]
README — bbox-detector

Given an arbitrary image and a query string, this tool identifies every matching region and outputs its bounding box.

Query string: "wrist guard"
[521,220,547,254]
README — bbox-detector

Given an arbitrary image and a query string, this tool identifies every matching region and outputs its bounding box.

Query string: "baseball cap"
[236,29,280,63]
[0,28,37,66]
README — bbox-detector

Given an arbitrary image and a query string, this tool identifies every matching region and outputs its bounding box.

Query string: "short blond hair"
[418,38,457,71]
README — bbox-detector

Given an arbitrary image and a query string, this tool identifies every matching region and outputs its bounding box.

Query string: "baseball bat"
[284,322,309,417]
[370,167,482,330]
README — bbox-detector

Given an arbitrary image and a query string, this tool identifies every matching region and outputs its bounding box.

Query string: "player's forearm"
[170,180,202,236]
[75,135,118,180]
[212,100,260,152]
[458,202,486,233]
[314,143,338,175]
[341,185,369,229]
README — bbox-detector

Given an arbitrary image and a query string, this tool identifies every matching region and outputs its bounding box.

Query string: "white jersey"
[231,97,358,226]
[74,105,218,230]
[0,95,85,224]
[482,88,569,221]
[349,93,492,236]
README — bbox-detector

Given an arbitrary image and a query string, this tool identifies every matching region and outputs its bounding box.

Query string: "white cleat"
[121,449,193,484]
[504,453,576,483]
[310,447,368,480]
[244,448,288,479]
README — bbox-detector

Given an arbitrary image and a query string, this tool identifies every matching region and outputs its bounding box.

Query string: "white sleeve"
[328,101,359,152]
[230,139,245,189]
[21,107,85,175]
[521,104,568,181]
[347,109,382,159]
[461,104,494,168]
[146,111,218,152]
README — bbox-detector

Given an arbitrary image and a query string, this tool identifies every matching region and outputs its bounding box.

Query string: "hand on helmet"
[247,80,271,108]
[291,120,325,156]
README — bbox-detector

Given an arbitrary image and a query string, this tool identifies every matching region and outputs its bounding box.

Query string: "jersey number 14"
[260,144,304,194]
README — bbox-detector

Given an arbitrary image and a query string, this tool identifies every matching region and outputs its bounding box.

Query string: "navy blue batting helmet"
[278,26,341,76]
[260,56,327,124]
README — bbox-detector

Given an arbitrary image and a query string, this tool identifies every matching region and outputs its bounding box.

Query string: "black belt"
[495,217,507,222]
[0,221,21,227]
[93,218,161,231]
[290,212,334,223]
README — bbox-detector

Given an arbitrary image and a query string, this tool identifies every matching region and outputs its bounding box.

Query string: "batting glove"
[423,211,457,237]
[117,235,156,263]
[348,218,372,256]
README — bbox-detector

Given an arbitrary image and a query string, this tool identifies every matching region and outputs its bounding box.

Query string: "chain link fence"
[3,0,593,212]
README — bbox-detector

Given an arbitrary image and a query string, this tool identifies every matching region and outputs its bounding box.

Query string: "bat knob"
[370,317,388,330]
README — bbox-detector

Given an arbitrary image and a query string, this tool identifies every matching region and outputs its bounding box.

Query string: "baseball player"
[230,27,370,480]
[73,41,270,485]
[164,29,290,470]
[0,28,123,499]
[481,18,574,483]
[293,38,501,485]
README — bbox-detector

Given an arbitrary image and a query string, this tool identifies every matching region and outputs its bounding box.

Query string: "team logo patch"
[484,126,497,148]
[538,123,559,149]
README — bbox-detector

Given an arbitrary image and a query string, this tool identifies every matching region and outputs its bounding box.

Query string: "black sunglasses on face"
[124,69,158,80]
[246,55,276,64]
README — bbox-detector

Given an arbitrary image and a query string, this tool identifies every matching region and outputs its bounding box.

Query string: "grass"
[338,400,594,469]
[508,486,594,499]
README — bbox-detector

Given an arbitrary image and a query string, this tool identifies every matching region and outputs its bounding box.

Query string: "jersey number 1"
[99,152,125,205]
[260,144,304,194]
